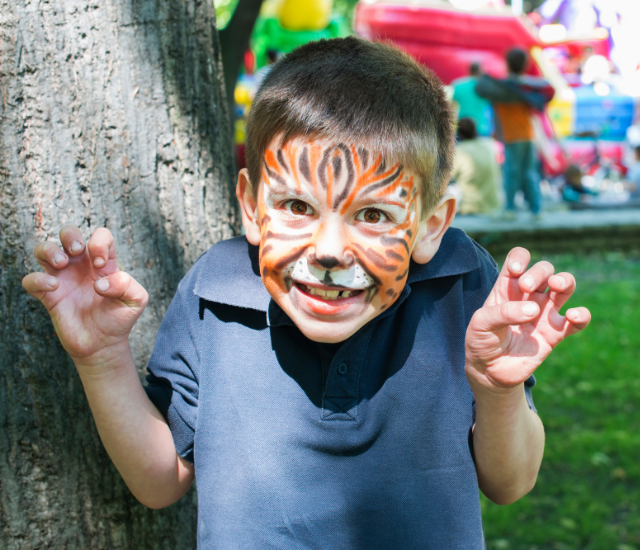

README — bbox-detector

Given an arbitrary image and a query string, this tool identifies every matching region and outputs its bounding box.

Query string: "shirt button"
[337,363,348,375]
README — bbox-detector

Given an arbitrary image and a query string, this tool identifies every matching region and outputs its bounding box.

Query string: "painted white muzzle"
[284,256,374,290]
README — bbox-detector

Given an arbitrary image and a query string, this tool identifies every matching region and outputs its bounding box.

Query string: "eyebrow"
[265,187,318,205]
[351,197,409,209]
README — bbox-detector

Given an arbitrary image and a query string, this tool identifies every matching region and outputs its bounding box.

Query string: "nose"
[308,218,353,270]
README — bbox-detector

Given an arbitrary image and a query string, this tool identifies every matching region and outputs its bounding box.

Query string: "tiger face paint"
[248,136,424,343]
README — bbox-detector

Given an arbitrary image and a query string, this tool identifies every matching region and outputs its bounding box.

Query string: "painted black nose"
[315,256,340,269]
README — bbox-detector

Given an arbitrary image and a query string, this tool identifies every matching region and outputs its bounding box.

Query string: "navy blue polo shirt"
[145,228,536,549]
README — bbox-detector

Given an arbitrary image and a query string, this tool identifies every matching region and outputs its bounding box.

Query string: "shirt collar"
[406,227,481,284]
[193,228,480,312]
[193,236,272,312]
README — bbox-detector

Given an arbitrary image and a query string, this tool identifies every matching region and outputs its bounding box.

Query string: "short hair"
[245,36,455,216]
[506,48,528,75]
[469,62,480,76]
[457,118,477,141]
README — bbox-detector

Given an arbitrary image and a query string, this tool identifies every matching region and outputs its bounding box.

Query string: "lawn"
[481,251,640,550]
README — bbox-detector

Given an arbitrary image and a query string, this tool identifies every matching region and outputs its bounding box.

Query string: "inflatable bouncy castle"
[354,0,638,182]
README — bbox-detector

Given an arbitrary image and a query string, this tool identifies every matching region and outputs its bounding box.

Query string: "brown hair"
[457,118,477,141]
[506,48,528,75]
[245,36,455,216]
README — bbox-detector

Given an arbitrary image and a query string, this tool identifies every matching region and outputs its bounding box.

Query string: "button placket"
[321,330,372,421]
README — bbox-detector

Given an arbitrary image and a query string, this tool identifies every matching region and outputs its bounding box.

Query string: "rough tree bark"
[0,0,237,548]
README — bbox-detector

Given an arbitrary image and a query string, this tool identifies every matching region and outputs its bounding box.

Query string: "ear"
[236,168,261,246]
[411,192,457,265]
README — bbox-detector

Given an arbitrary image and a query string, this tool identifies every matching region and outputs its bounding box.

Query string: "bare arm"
[465,248,590,505]
[472,384,544,505]
[22,226,193,508]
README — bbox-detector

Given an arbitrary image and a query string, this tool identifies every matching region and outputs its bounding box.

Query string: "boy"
[22,38,590,548]
[476,48,554,220]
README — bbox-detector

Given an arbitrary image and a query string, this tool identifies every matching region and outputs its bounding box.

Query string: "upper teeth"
[306,286,352,299]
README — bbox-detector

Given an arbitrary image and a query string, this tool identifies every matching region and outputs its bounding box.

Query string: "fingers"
[94,271,149,310]
[500,247,531,280]
[545,272,576,310]
[87,228,117,271]
[33,224,86,273]
[486,247,532,305]
[518,260,554,294]
[471,300,540,333]
[34,241,69,274]
[22,272,59,301]
[563,306,591,336]
[59,225,86,257]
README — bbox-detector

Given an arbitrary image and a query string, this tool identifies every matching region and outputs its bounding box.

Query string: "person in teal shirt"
[452,62,494,137]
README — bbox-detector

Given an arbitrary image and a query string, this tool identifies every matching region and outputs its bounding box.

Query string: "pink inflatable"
[354,2,543,84]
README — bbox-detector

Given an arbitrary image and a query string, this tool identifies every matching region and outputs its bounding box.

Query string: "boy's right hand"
[22,225,148,364]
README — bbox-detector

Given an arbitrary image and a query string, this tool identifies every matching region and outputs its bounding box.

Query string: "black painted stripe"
[264,160,287,186]
[277,149,290,173]
[332,144,355,209]
[385,249,404,262]
[260,244,273,260]
[381,235,410,255]
[298,147,311,182]
[351,248,383,287]
[317,148,333,189]
[274,246,309,271]
[363,165,403,196]
[353,243,397,273]
[395,267,409,281]
[358,147,369,170]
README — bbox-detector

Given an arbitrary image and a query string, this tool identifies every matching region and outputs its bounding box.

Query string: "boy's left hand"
[465,247,591,395]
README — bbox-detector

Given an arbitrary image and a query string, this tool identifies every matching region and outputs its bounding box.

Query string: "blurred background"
[216,1,640,548]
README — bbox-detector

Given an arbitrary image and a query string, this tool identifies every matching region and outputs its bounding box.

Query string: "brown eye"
[357,208,388,224]
[285,200,313,216]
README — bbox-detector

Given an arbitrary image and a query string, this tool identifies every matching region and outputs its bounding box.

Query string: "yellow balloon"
[234,85,251,106]
[279,0,332,31]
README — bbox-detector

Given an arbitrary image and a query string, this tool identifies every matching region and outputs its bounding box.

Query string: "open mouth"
[295,283,364,301]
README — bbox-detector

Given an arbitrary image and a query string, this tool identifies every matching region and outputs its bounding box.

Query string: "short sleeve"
[524,374,537,413]
[145,289,200,464]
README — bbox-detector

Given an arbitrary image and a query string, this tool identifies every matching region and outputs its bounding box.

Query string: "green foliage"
[214,0,359,30]
[483,251,640,550]
[214,0,240,29]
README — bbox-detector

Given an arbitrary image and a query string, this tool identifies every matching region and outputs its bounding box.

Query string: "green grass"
[482,251,640,550]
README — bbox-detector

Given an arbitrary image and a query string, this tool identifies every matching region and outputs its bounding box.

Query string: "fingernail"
[555,275,565,288]
[53,253,67,265]
[522,276,535,290]
[96,279,109,292]
[46,276,57,287]
[511,261,523,272]
[523,303,538,316]
[94,257,106,268]
[70,241,84,253]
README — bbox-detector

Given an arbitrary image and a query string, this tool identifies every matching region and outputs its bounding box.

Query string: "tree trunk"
[218,0,264,131]
[0,0,237,548]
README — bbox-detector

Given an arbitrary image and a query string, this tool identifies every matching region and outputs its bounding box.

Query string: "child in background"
[451,117,502,214]
[23,37,590,549]
[626,145,640,197]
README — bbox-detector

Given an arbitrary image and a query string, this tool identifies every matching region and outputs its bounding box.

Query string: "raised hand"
[22,225,148,362]
[465,247,591,394]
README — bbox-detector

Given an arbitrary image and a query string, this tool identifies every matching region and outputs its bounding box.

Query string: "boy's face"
[239,136,451,343]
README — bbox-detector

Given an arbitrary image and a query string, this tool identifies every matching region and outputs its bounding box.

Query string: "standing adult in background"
[451,118,502,215]
[452,63,494,137]
[476,48,554,221]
